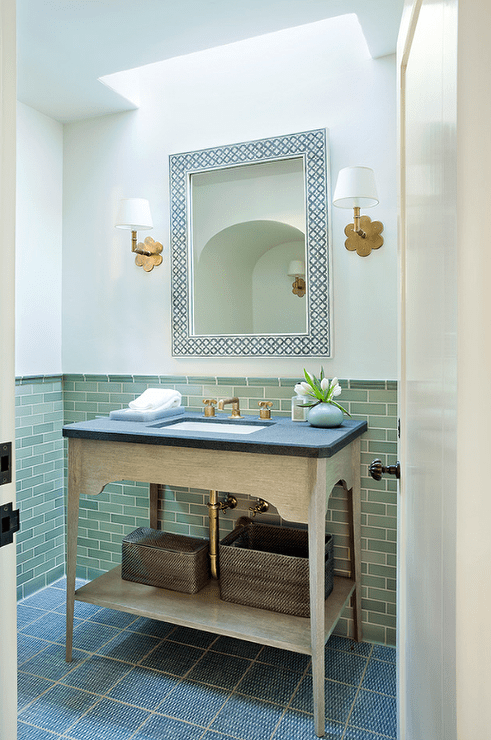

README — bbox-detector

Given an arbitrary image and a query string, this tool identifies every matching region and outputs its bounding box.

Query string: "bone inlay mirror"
[169,129,331,357]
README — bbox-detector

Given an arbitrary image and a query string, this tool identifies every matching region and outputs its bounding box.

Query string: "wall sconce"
[288,260,306,297]
[115,198,163,272]
[332,167,384,257]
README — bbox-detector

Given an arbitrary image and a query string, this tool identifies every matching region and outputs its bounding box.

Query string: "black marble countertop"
[63,411,367,459]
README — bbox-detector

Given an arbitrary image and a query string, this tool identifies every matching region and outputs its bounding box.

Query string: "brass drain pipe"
[207,491,237,579]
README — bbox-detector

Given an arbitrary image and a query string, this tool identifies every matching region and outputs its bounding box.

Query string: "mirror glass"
[170,129,331,356]
[191,157,306,335]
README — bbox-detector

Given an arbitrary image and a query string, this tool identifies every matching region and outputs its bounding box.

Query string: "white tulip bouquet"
[294,368,350,416]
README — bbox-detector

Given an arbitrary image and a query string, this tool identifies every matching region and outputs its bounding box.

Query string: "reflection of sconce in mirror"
[333,167,384,257]
[115,198,163,272]
[288,260,306,297]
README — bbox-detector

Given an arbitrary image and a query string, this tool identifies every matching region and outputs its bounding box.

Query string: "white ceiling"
[17,0,404,123]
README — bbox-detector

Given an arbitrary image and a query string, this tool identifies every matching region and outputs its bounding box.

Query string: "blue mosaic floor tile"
[18,634,51,666]
[168,625,218,649]
[140,640,205,675]
[127,617,177,639]
[88,606,139,629]
[273,709,344,740]
[67,697,150,740]
[257,645,311,673]
[61,655,133,694]
[349,689,397,738]
[132,714,205,740]
[107,666,178,710]
[18,684,99,734]
[20,643,88,681]
[290,676,357,724]
[236,662,302,706]
[211,636,263,660]
[71,620,120,652]
[18,722,62,739]
[16,582,398,740]
[17,604,46,630]
[96,629,162,663]
[362,659,396,696]
[21,588,66,611]
[21,612,83,644]
[326,636,373,657]
[156,678,230,725]
[322,649,368,686]
[53,600,104,619]
[371,645,397,664]
[211,694,284,740]
[50,576,87,591]
[18,672,55,710]
[186,650,252,690]
[344,728,392,740]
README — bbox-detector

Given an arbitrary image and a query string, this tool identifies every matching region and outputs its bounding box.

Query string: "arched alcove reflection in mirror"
[170,129,331,356]
[193,221,306,335]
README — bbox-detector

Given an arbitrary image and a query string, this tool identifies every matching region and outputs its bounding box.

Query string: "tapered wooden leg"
[66,439,80,662]
[309,459,327,737]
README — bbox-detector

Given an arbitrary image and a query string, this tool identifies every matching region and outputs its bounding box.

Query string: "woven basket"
[219,522,333,617]
[122,528,210,594]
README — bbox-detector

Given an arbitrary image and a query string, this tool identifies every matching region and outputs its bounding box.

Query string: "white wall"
[62,17,398,378]
[16,102,63,376]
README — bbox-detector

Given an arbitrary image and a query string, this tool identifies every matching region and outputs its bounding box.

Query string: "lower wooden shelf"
[75,566,355,655]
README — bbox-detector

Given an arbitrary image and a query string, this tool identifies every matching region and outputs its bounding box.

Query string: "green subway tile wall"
[15,376,65,599]
[15,374,397,645]
[63,374,398,646]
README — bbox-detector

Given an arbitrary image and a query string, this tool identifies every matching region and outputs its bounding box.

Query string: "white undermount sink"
[167,421,266,435]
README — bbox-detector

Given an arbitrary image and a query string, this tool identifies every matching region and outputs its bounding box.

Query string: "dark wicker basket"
[219,522,333,617]
[122,528,210,594]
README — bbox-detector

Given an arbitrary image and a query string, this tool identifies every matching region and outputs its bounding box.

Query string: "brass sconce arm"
[131,231,152,256]
[353,207,366,238]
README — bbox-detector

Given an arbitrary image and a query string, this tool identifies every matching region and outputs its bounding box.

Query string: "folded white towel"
[129,388,182,411]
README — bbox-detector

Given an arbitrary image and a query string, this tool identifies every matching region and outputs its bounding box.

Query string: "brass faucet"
[217,397,243,418]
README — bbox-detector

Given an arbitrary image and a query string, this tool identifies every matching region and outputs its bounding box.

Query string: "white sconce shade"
[288,260,305,277]
[115,198,153,230]
[332,166,379,209]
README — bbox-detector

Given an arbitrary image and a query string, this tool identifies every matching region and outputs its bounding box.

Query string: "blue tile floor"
[17,579,397,740]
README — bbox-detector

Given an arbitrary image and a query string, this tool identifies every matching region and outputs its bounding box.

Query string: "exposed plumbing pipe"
[207,491,237,578]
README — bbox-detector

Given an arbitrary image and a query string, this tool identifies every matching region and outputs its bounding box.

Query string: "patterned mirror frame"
[169,128,331,357]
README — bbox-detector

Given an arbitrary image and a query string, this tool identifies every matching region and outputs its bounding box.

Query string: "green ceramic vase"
[307,402,344,428]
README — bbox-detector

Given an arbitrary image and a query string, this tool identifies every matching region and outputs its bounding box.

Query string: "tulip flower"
[294,368,350,416]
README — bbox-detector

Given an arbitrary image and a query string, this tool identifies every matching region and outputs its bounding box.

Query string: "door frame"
[0,0,18,737]
[396,3,423,737]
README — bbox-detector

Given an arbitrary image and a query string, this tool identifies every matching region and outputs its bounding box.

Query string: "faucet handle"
[258,401,273,419]
[203,399,217,417]
[249,498,269,517]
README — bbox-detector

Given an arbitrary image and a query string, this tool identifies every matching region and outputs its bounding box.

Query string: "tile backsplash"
[16,374,397,646]
[15,376,65,599]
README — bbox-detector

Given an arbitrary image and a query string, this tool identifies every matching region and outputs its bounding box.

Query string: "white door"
[0,0,18,738]
[398,0,461,738]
